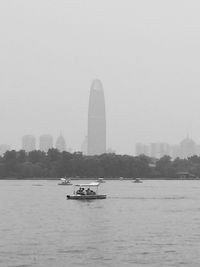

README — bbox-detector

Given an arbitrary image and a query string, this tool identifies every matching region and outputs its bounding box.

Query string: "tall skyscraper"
[22,135,36,152]
[56,134,66,152]
[87,79,106,155]
[39,135,53,152]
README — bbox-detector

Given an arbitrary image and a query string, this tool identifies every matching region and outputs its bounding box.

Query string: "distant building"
[180,136,196,159]
[150,143,158,158]
[87,79,106,155]
[171,144,180,159]
[0,144,10,156]
[148,142,170,158]
[55,134,66,152]
[157,143,170,158]
[39,135,53,152]
[22,135,36,152]
[136,137,198,159]
[177,172,197,179]
[135,143,149,156]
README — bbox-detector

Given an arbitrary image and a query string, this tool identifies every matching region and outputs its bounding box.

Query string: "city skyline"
[20,133,69,153]
[1,1,200,154]
[1,133,200,159]
[135,136,200,159]
[1,72,200,155]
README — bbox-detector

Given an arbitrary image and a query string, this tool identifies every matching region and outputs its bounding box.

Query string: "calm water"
[1,180,200,267]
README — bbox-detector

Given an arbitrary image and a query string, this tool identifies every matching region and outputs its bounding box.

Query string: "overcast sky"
[1,0,200,154]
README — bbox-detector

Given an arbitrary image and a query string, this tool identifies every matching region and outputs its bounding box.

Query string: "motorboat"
[58,178,73,185]
[96,178,106,183]
[133,178,143,183]
[119,177,124,181]
[67,182,107,200]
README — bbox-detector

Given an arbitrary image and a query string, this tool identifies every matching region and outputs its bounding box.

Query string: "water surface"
[0,180,200,267]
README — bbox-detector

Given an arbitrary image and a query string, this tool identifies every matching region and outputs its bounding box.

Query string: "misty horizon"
[1,1,200,154]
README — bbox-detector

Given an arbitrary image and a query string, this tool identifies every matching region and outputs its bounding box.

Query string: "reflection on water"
[0,180,200,267]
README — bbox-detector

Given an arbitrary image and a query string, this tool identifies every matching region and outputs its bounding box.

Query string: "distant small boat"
[58,178,73,186]
[96,178,106,183]
[133,178,143,183]
[67,182,107,200]
[119,177,124,181]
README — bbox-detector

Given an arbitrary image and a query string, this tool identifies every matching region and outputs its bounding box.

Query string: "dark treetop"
[0,149,200,179]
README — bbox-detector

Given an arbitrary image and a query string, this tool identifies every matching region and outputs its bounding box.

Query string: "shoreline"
[0,177,200,181]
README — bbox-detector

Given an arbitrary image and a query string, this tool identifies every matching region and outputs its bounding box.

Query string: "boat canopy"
[74,182,100,187]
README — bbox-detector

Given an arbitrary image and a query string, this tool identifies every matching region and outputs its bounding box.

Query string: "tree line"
[0,149,200,179]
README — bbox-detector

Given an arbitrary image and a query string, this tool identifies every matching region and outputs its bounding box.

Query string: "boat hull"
[66,195,107,200]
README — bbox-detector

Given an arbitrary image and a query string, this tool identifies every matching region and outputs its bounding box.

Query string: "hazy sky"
[1,0,200,154]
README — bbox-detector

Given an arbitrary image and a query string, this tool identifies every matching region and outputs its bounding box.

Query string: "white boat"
[119,177,124,181]
[58,178,73,186]
[67,182,107,200]
[96,178,106,183]
[133,178,143,183]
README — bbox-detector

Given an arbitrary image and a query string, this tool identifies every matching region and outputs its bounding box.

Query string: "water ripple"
[1,180,200,267]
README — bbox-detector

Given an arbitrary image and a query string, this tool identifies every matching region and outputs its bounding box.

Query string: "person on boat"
[76,188,81,195]
[76,187,84,195]
[90,190,96,195]
[86,188,90,195]
[86,188,94,195]
[80,187,85,195]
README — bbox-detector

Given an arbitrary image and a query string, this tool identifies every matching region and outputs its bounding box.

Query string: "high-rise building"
[87,79,106,155]
[136,138,198,159]
[22,135,36,152]
[39,135,53,152]
[180,136,196,158]
[149,142,171,158]
[135,143,149,156]
[56,134,66,152]
[157,143,170,158]
[150,143,158,158]
[0,144,10,156]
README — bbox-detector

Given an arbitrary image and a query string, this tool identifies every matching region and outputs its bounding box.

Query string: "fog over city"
[1,0,200,154]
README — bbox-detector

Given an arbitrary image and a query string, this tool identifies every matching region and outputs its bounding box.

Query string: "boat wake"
[109,196,189,200]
